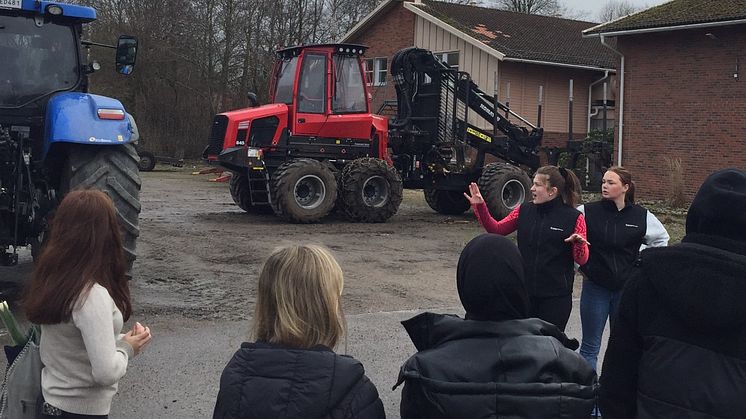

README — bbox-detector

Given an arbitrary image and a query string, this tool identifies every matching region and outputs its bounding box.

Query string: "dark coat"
[599,233,746,418]
[213,342,385,419]
[396,313,598,419]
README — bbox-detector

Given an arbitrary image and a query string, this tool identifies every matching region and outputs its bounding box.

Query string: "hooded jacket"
[398,235,596,418]
[213,342,385,419]
[396,313,598,419]
[599,234,746,418]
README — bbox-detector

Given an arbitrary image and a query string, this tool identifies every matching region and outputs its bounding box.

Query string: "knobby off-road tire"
[229,172,273,214]
[477,162,532,220]
[338,158,403,223]
[270,159,337,223]
[63,144,141,273]
[423,189,470,215]
[137,150,156,171]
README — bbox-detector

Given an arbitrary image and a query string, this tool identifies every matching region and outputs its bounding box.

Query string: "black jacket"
[580,200,649,290]
[213,342,385,419]
[599,233,746,418]
[396,313,597,419]
[517,198,581,297]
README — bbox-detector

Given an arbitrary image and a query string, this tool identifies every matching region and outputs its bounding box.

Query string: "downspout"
[600,35,624,165]
[587,70,610,133]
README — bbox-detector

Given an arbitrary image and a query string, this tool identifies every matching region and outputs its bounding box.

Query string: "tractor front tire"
[229,172,273,214]
[270,159,337,223]
[63,144,141,273]
[338,158,403,223]
[137,150,156,171]
[477,162,532,220]
[423,189,470,215]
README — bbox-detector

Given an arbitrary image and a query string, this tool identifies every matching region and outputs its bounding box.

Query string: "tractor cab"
[270,44,372,139]
[204,44,389,171]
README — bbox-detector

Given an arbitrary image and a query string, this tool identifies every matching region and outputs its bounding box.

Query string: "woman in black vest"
[465,165,589,331]
[577,166,668,372]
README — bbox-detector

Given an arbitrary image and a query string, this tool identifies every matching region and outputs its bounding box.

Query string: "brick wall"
[618,26,746,201]
[347,2,415,112]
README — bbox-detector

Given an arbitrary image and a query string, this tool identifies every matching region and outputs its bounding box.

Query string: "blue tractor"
[0,1,141,270]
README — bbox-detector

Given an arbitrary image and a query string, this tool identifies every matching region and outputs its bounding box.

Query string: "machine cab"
[270,44,372,139]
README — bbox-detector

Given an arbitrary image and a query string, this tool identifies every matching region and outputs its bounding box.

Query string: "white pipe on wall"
[600,35,624,166]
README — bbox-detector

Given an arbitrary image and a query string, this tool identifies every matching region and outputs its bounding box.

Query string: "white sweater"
[40,283,134,415]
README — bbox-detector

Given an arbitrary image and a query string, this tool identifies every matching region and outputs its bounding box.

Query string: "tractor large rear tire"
[338,158,403,223]
[229,172,273,214]
[423,189,470,215]
[477,162,532,220]
[63,144,141,273]
[270,159,337,223]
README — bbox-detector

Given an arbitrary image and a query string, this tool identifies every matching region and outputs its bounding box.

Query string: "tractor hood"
[43,92,134,158]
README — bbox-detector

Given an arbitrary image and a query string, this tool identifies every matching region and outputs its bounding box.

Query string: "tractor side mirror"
[116,36,138,75]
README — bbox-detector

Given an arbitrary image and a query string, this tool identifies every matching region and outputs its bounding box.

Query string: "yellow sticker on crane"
[466,127,491,143]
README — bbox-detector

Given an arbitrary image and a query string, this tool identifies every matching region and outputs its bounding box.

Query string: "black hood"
[641,236,746,331]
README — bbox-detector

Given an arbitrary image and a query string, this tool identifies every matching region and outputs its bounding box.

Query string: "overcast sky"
[563,0,671,22]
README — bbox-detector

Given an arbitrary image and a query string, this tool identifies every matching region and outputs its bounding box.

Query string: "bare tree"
[598,0,642,22]
[491,0,565,16]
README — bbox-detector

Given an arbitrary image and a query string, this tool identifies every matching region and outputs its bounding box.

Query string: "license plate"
[0,0,22,9]
[247,148,260,158]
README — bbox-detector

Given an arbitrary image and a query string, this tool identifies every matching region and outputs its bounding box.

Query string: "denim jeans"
[579,278,622,371]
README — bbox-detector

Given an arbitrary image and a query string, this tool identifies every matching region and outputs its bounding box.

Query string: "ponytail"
[536,166,581,208]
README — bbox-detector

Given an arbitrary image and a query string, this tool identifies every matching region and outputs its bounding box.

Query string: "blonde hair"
[253,244,345,349]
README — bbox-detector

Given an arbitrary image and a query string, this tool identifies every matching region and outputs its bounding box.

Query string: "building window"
[364,57,388,86]
[435,51,459,69]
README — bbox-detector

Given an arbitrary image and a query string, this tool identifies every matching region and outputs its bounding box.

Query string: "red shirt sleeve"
[573,213,589,265]
[473,203,519,235]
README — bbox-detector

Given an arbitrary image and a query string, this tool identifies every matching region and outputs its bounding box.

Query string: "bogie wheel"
[62,144,141,273]
[270,159,337,223]
[477,162,532,220]
[423,189,470,215]
[137,151,156,171]
[229,172,273,214]
[338,157,403,223]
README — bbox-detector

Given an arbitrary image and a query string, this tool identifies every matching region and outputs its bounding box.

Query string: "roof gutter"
[599,35,624,166]
[583,18,746,38]
[587,70,610,133]
[502,57,616,73]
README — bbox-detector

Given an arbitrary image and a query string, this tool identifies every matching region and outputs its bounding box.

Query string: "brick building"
[584,0,746,200]
[340,0,617,151]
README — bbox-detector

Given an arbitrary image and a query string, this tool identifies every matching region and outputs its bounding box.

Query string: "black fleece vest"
[517,198,580,297]
[580,199,647,291]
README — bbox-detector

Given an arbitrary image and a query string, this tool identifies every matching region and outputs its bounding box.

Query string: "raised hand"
[564,233,590,246]
[463,182,485,205]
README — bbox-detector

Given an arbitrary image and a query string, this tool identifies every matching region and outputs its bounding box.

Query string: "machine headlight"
[46,5,64,15]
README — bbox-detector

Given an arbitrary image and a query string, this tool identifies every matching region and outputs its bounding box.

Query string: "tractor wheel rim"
[361,175,389,208]
[501,179,525,209]
[294,175,326,209]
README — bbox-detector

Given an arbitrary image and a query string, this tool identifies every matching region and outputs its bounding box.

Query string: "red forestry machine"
[204,44,544,223]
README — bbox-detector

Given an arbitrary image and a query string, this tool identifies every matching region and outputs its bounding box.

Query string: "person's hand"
[123,324,152,357]
[564,233,590,246]
[463,182,485,205]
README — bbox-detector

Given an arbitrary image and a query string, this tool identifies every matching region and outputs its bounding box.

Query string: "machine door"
[316,54,371,139]
[292,52,328,137]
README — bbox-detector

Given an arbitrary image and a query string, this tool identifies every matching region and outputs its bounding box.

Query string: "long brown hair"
[24,189,131,324]
[536,165,582,208]
[606,166,635,203]
[253,245,345,349]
